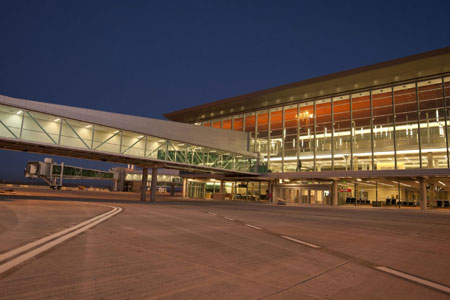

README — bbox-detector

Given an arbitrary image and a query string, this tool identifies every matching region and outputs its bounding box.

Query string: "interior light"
[16,111,23,115]
[438,181,446,186]
[54,118,60,122]
[86,125,92,128]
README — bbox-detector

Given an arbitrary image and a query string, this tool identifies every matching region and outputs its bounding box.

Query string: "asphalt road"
[0,190,449,299]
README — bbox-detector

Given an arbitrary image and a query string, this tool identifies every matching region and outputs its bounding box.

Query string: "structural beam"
[140,167,148,201]
[150,167,158,202]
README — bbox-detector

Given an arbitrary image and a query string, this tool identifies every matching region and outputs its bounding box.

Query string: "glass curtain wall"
[283,104,298,172]
[198,75,450,173]
[333,95,351,170]
[372,87,395,170]
[269,107,283,172]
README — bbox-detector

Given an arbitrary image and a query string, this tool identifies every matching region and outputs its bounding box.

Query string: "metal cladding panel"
[0,95,255,157]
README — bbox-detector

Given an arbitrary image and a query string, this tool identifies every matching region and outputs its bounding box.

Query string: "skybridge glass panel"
[232,115,243,131]
[0,105,22,138]
[0,103,256,173]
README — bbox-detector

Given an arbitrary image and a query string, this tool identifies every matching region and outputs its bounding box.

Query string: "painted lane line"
[281,236,321,249]
[207,212,217,216]
[375,266,450,294]
[224,217,234,221]
[0,206,122,275]
[245,224,262,230]
[0,206,119,264]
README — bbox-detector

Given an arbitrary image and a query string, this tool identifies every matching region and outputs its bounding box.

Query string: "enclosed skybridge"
[0,95,258,199]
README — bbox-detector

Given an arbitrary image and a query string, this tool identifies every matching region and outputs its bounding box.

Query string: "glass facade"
[203,75,450,172]
[0,104,256,173]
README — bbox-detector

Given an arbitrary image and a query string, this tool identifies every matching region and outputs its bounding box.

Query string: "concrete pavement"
[0,191,449,299]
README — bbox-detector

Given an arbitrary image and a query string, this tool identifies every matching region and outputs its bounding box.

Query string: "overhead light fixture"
[54,118,60,122]
[86,125,92,128]
[16,110,23,115]
[438,181,446,186]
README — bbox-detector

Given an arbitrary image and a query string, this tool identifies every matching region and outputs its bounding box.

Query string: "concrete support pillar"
[182,177,187,198]
[332,180,338,206]
[429,184,435,208]
[419,178,427,210]
[150,168,157,202]
[220,180,224,193]
[140,167,148,201]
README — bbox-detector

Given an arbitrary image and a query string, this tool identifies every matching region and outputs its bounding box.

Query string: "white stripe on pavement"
[207,212,217,216]
[245,224,262,230]
[0,205,122,274]
[224,217,234,221]
[375,266,450,294]
[0,205,119,264]
[281,235,321,249]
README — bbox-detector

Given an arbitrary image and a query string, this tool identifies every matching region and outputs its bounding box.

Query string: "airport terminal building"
[1,47,450,208]
[165,48,450,208]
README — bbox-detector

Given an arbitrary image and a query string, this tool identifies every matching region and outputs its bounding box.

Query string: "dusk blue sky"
[0,0,449,181]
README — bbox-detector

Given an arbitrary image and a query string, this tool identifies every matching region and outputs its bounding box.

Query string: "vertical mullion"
[119,131,123,154]
[416,82,422,169]
[144,136,148,158]
[57,118,62,145]
[350,94,353,171]
[370,90,374,170]
[254,113,258,153]
[268,110,271,171]
[296,104,300,171]
[313,101,317,171]
[282,107,285,172]
[442,77,450,168]
[19,111,25,139]
[331,98,334,171]
[90,125,95,149]
[392,88,398,170]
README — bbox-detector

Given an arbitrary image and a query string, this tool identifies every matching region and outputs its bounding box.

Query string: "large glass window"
[418,79,447,168]
[283,105,298,172]
[256,110,269,159]
[352,91,372,170]
[372,87,395,170]
[298,101,315,171]
[232,115,243,131]
[394,83,419,169]
[269,107,283,172]
[315,98,332,171]
[333,95,351,170]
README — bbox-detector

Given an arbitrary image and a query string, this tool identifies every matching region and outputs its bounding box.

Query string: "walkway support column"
[332,179,338,206]
[140,167,148,201]
[419,178,427,210]
[182,177,187,198]
[150,167,157,202]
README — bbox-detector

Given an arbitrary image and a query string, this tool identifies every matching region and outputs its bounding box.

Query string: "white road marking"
[281,235,321,249]
[245,224,262,230]
[207,212,217,216]
[375,266,450,294]
[0,205,119,264]
[224,217,234,221]
[0,205,122,274]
